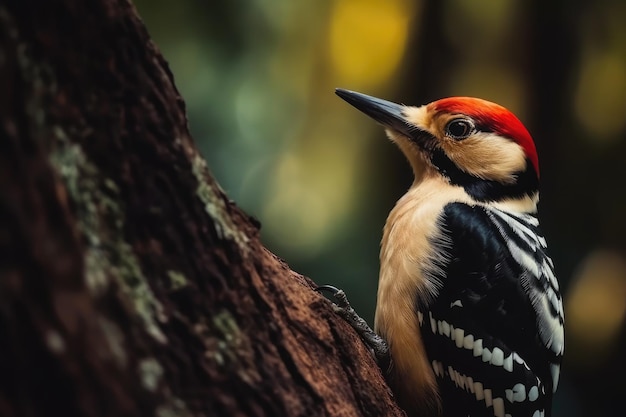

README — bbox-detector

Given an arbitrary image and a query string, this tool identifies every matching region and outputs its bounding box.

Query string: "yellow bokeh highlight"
[574,51,626,141]
[258,0,418,257]
[260,116,370,256]
[574,2,626,142]
[329,0,415,88]
[261,152,334,253]
[565,250,626,366]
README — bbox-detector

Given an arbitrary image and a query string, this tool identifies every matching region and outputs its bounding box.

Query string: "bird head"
[336,89,540,207]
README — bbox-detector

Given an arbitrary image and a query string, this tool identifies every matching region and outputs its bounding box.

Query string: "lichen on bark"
[192,152,251,252]
[50,123,169,345]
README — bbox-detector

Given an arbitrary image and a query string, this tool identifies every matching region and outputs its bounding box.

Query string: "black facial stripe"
[407,129,439,150]
[429,149,539,202]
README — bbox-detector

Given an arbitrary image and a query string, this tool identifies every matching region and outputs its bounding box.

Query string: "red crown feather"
[432,97,539,177]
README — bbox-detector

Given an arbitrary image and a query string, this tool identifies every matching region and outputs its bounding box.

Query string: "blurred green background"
[133,0,626,415]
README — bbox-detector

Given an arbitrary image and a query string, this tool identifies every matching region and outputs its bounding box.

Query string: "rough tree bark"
[0,1,405,416]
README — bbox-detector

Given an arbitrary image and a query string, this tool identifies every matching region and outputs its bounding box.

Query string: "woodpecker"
[334,89,564,417]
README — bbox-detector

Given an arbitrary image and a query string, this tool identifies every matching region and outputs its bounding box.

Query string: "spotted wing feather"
[418,202,562,417]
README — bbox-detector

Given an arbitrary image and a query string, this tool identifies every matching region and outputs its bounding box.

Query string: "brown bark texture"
[0,1,405,416]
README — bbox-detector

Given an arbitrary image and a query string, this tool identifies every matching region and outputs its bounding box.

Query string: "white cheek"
[444,133,528,182]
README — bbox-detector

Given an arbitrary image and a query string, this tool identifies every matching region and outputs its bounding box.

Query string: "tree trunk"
[0,1,404,416]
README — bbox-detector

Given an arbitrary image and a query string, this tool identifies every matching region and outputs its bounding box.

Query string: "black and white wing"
[418,202,564,417]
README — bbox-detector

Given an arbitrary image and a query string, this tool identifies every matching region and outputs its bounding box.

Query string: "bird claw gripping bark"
[316,285,389,363]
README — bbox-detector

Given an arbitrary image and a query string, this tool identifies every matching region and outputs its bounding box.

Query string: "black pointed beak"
[335,88,416,138]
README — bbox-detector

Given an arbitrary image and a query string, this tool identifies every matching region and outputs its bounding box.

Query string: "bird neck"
[426,148,540,206]
[490,194,539,214]
[408,167,539,215]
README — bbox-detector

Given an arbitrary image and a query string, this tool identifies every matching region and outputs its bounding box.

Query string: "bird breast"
[374,175,472,413]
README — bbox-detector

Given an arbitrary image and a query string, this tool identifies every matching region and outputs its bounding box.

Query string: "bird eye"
[445,118,475,140]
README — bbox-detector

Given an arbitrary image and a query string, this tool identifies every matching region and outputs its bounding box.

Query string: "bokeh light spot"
[261,152,333,256]
[575,48,626,142]
[565,250,626,367]
[329,0,414,88]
